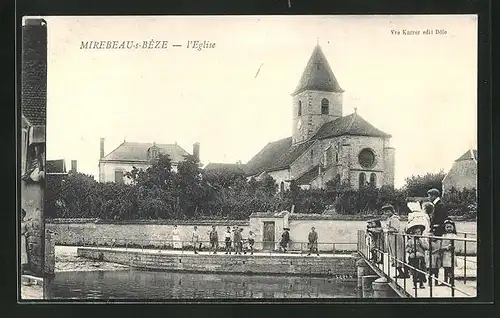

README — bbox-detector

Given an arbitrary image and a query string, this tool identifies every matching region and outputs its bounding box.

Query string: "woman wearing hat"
[382,204,408,278]
[280,228,291,253]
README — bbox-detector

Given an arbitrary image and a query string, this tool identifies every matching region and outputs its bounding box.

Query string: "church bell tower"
[292,44,344,144]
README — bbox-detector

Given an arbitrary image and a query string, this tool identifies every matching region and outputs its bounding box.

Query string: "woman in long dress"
[382,204,408,278]
[172,225,182,250]
[20,209,29,273]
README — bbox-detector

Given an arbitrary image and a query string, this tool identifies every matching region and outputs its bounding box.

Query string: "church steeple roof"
[292,44,344,95]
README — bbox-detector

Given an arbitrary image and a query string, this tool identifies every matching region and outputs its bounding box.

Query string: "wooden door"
[263,221,275,250]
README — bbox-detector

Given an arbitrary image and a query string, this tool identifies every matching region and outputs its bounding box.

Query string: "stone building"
[98,138,200,183]
[244,44,395,191]
[442,149,477,197]
[21,18,48,278]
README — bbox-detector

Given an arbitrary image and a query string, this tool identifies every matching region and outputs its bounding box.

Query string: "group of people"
[171,225,257,255]
[366,188,459,289]
[170,224,321,256]
[279,227,320,256]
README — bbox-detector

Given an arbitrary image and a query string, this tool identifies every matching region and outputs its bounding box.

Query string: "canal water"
[45,269,358,299]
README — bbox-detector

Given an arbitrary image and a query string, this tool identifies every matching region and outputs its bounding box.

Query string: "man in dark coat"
[427,188,448,236]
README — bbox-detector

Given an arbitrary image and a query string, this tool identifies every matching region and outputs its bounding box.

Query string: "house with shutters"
[97,138,200,183]
[243,44,396,191]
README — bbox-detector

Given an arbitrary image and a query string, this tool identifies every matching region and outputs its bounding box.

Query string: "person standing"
[280,228,291,253]
[209,225,219,254]
[233,227,242,255]
[224,226,232,254]
[192,226,200,254]
[440,219,458,286]
[172,225,182,250]
[427,188,448,236]
[405,224,428,289]
[382,204,408,278]
[20,209,30,274]
[307,227,319,256]
[246,230,256,255]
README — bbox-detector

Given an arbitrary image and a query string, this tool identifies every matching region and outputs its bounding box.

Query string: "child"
[440,219,458,285]
[426,224,443,286]
[224,226,232,254]
[246,230,256,255]
[406,224,428,289]
[192,226,200,254]
[367,219,383,264]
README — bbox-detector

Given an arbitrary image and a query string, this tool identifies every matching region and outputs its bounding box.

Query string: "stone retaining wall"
[77,247,357,276]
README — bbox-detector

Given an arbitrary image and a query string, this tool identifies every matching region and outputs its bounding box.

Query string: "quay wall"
[77,247,357,276]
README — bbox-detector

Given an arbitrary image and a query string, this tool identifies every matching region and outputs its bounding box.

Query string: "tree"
[403,171,446,197]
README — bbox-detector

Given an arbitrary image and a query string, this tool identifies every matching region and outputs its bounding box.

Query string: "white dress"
[172,229,182,249]
[21,221,28,265]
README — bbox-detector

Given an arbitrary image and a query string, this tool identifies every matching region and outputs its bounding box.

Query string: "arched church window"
[298,101,302,116]
[358,148,376,169]
[370,173,377,187]
[310,149,314,160]
[280,181,285,193]
[359,172,366,189]
[321,98,329,115]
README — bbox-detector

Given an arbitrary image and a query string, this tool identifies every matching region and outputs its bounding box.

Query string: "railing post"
[403,234,406,292]
[413,236,417,298]
[464,233,467,284]
[428,236,432,298]
[451,239,455,297]
[394,233,398,285]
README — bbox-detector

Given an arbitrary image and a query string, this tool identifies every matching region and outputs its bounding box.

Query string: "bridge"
[356,230,477,298]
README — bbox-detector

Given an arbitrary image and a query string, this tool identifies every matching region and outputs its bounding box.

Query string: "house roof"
[295,165,320,185]
[293,44,343,95]
[456,149,478,162]
[313,112,391,139]
[204,163,246,174]
[244,137,293,176]
[101,142,190,162]
[266,139,316,172]
[46,159,67,173]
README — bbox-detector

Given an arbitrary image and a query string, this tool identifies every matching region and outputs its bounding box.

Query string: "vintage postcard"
[20,14,480,302]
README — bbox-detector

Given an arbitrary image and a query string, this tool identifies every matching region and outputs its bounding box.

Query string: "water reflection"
[46,269,358,299]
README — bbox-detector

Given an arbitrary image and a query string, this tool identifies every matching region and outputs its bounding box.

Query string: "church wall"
[266,169,292,191]
[383,145,395,187]
[442,160,477,197]
[343,135,390,189]
[289,140,322,179]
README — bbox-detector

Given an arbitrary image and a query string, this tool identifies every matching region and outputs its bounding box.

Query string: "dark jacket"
[431,199,448,236]
[281,231,290,244]
[308,231,318,243]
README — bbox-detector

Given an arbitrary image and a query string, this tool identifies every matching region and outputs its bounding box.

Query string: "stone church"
[243,44,395,191]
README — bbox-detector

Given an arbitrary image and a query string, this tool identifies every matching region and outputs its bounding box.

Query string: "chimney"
[71,160,77,172]
[193,142,200,162]
[100,138,105,159]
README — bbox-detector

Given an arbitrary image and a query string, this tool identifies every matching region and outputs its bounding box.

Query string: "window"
[115,170,124,183]
[298,101,302,116]
[358,148,376,169]
[310,149,314,160]
[335,151,339,163]
[280,182,285,193]
[321,98,329,115]
[370,173,377,187]
[359,172,366,188]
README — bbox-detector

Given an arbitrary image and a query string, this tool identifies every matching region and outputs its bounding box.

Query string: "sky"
[42,15,478,189]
